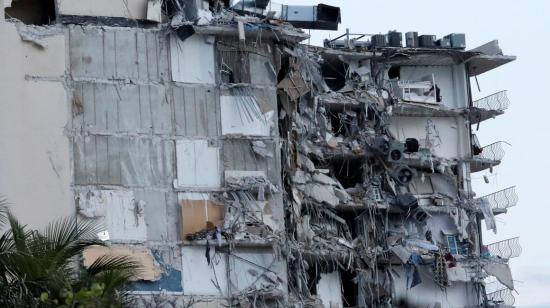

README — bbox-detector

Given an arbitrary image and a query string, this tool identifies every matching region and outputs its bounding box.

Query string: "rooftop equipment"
[419,35,436,48]
[406,31,418,48]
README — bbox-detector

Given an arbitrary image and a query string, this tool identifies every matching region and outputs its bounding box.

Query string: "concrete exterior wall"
[56,0,149,19]
[389,116,470,159]
[0,21,72,228]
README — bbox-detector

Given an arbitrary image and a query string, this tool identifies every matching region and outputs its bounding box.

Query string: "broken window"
[340,269,358,307]
[218,38,251,83]
[398,73,441,104]
[321,55,348,91]
[4,0,55,24]
[327,158,364,189]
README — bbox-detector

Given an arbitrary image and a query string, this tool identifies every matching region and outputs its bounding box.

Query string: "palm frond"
[86,255,141,277]
[0,197,9,226]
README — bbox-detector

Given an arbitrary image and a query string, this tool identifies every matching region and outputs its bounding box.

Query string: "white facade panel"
[170,34,215,84]
[77,190,147,241]
[181,246,228,296]
[220,95,272,136]
[176,140,220,188]
[317,271,343,308]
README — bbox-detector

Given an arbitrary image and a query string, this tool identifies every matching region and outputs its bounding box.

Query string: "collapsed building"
[0,0,520,307]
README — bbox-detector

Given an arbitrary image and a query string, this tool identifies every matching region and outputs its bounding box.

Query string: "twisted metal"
[479,186,518,210]
[473,90,510,111]
[475,141,506,161]
[486,288,515,305]
[487,237,522,259]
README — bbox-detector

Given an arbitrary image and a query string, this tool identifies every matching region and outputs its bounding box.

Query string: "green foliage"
[0,198,140,307]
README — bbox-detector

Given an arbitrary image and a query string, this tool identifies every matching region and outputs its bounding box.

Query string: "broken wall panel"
[222,139,280,186]
[173,84,220,137]
[76,189,147,241]
[57,0,148,20]
[179,192,224,239]
[398,65,468,109]
[83,245,163,281]
[176,139,221,188]
[73,135,174,187]
[69,26,169,81]
[170,34,216,84]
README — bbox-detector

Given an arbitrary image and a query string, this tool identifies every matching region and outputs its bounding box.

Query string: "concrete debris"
[251,140,273,158]
[1,1,517,306]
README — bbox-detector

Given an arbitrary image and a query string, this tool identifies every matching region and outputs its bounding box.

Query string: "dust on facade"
[0,0,520,307]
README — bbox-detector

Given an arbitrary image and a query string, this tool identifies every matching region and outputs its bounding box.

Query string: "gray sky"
[292,0,549,306]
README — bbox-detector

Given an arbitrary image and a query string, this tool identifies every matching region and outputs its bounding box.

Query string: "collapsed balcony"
[470,141,506,172]
[470,90,511,124]
[486,287,515,307]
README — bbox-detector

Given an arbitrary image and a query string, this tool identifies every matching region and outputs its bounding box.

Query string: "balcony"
[470,90,510,124]
[487,237,522,260]
[486,288,515,306]
[470,141,506,172]
[477,186,518,215]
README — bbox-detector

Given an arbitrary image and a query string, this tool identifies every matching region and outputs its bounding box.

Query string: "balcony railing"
[474,141,506,162]
[487,237,522,259]
[486,288,515,306]
[478,186,518,211]
[473,90,510,111]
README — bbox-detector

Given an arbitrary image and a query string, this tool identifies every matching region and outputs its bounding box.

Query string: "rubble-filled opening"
[340,269,358,307]
[388,66,401,80]
[326,108,364,137]
[4,0,55,25]
[321,56,348,91]
[331,158,364,188]
[217,38,251,83]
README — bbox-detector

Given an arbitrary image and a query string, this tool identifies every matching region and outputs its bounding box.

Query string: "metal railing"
[478,186,518,211]
[487,237,522,259]
[474,141,506,162]
[486,288,515,305]
[473,90,510,111]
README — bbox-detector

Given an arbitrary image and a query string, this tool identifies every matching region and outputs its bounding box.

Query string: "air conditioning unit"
[390,165,415,185]
[419,35,436,48]
[388,141,405,163]
[371,34,387,48]
[387,31,402,47]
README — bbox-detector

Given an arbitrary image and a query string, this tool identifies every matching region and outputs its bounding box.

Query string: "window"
[446,235,459,255]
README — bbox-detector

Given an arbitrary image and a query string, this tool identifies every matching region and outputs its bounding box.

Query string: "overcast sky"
[291,0,549,306]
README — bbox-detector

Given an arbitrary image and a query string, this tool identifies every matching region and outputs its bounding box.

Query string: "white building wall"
[389,116,470,159]
[0,21,73,228]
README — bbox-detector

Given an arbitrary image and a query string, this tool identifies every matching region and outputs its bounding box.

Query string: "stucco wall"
[0,21,72,228]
